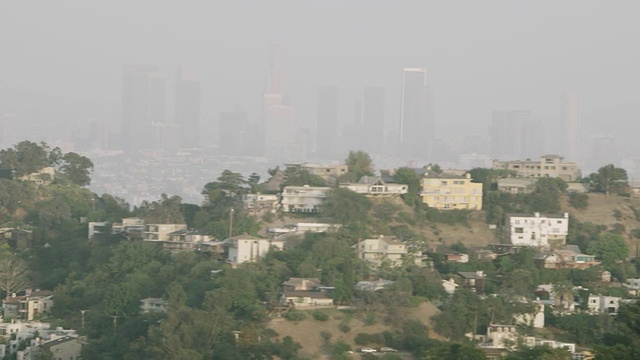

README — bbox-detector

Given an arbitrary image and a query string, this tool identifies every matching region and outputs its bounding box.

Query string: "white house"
[281,185,331,213]
[339,176,408,196]
[242,193,279,215]
[442,278,459,295]
[514,301,545,329]
[144,223,188,242]
[355,235,418,267]
[225,235,284,265]
[140,298,168,314]
[587,295,621,315]
[625,278,640,296]
[505,212,569,248]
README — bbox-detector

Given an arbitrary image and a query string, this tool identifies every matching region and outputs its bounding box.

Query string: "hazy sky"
[2,1,639,142]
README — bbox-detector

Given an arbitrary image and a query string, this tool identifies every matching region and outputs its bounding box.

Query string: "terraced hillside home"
[505,212,569,249]
[492,154,581,181]
[420,173,483,210]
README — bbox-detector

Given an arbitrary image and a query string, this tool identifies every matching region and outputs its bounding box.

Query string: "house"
[339,176,408,197]
[444,253,470,263]
[111,217,146,239]
[280,278,333,308]
[505,212,569,249]
[587,295,621,315]
[420,173,483,210]
[442,278,459,294]
[492,154,581,182]
[497,178,536,194]
[281,185,331,213]
[282,278,322,292]
[242,193,279,215]
[38,336,85,360]
[285,163,348,182]
[514,301,545,328]
[355,235,419,268]
[2,290,53,321]
[477,324,519,348]
[354,279,394,292]
[143,223,188,242]
[280,291,334,308]
[225,235,284,265]
[535,246,598,270]
[536,284,577,314]
[140,297,168,314]
[87,221,110,239]
[457,271,486,294]
[0,228,33,249]
[625,278,640,296]
[163,229,215,253]
[267,222,341,237]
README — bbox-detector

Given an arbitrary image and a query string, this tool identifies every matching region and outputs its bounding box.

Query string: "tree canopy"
[345,150,374,181]
[590,164,628,196]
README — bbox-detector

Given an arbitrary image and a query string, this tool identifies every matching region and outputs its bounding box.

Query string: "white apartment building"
[242,193,279,215]
[355,235,417,267]
[144,223,188,242]
[285,163,348,180]
[505,212,569,248]
[493,154,581,182]
[281,185,331,213]
[226,235,284,265]
[587,295,621,315]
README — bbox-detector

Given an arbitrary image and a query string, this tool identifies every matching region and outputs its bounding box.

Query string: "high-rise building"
[262,42,298,160]
[316,86,339,158]
[175,67,201,149]
[521,119,545,160]
[399,68,434,158]
[219,110,249,156]
[362,87,385,155]
[490,110,530,160]
[564,93,581,162]
[591,135,618,168]
[121,65,165,152]
[89,120,109,151]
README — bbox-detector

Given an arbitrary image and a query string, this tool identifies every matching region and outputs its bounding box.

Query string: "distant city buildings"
[490,110,543,161]
[175,67,201,149]
[563,93,581,163]
[399,67,434,159]
[316,86,339,159]
[362,87,386,155]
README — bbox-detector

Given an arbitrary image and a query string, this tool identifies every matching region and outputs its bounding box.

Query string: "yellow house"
[420,173,483,210]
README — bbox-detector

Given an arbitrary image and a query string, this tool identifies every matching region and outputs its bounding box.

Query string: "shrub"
[283,310,306,321]
[312,311,329,321]
[339,323,351,333]
[568,192,589,210]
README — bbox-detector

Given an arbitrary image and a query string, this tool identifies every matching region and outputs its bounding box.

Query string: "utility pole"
[80,310,89,328]
[110,315,119,336]
[228,208,235,238]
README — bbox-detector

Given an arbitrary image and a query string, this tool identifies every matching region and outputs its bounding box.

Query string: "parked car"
[380,347,398,352]
[361,348,377,353]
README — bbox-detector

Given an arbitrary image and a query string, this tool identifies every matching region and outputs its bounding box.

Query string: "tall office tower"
[362,87,386,155]
[564,93,581,162]
[151,123,180,152]
[316,86,339,159]
[219,110,249,156]
[89,120,109,151]
[175,67,201,149]
[121,65,165,152]
[399,68,434,158]
[490,110,530,160]
[521,119,545,160]
[262,42,297,160]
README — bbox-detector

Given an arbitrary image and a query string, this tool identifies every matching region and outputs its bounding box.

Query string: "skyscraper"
[362,87,385,155]
[121,65,165,152]
[564,93,581,162]
[490,110,531,160]
[262,42,297,160]
[316,86,339,159]
[399,68,434,158]
[175,67,201,149]
[219,110,249,156]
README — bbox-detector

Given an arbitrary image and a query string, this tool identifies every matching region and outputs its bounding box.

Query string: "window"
[515,227,524,233]
[441,181,448,186]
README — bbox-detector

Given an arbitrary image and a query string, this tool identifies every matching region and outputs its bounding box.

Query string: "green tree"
[281,167,326,188]
[59,152,94,186]
[322,188,372,236]
[587,232,629,264]
[590,164,629,196]
[568,192,589,210]
[0,141,56,178]
[345,150,374,181]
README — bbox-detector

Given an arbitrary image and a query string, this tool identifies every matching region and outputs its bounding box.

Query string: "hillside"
[269,302,441,359]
